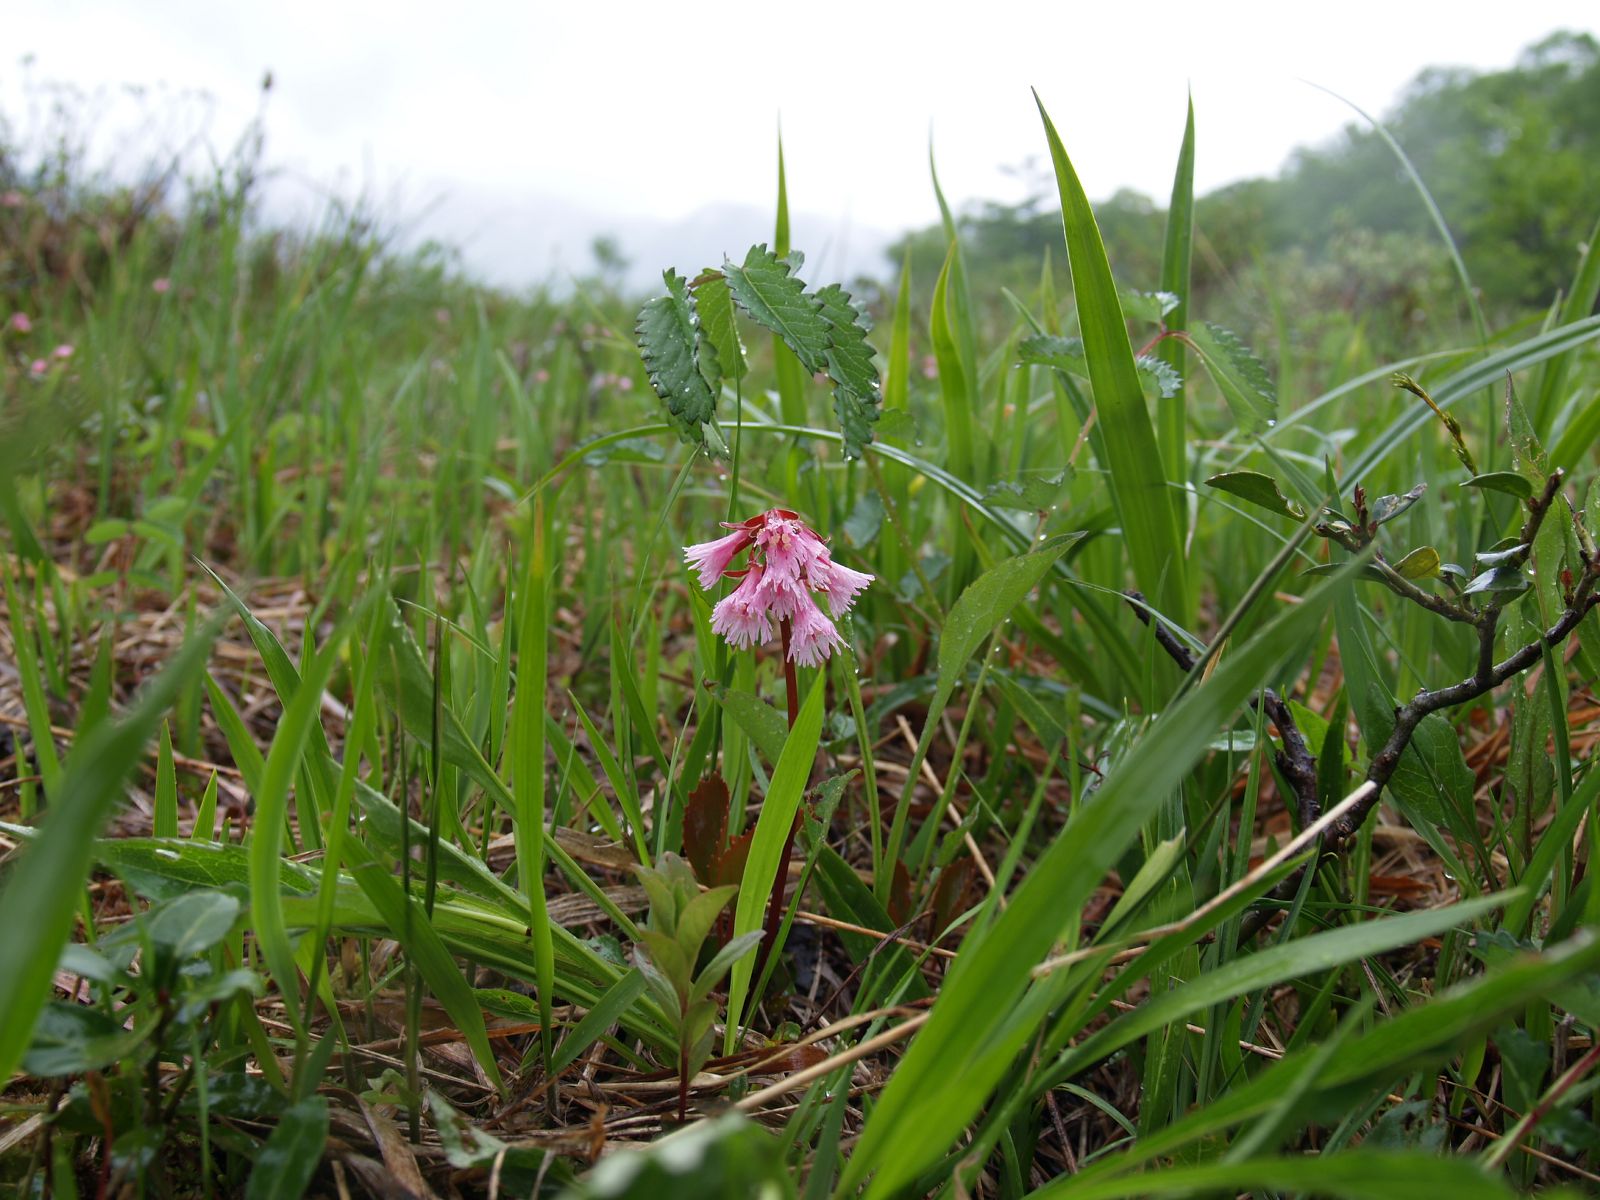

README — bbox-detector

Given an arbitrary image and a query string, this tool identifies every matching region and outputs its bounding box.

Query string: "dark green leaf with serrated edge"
[1190,321,1276,428]
[1370,483,1425,527]
[721,245,829,375]
[635,269,717,444]
[1118,287,1181,322]
[1205,470,1306,520]
[1462,471,1534,499]
[1136,354,1182,399]
[1018,334,1086,373]
[689,270,746,382]
[815,282,881,458]
[985,470,1070,512]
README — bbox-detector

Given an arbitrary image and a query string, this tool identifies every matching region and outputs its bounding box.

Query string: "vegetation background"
[2,27,1600,1200]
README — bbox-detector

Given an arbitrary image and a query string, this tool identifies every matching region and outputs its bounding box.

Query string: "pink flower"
[684,508,872,666]
[7,312,31,333]
[1,191,22,209]
[29,358,47,376]
[52,343,73,359]
[787,588,845,667]
[709,564,774,649]
[152,277,171,294]
[683,526,756,590]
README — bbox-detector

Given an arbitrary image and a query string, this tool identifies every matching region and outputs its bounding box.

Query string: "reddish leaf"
[929,859,974,936]
[684,773,730,883]
[707,828,755,889]
[887,860,915,927]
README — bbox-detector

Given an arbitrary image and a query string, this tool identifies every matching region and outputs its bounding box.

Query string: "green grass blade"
[1156,95,1195,533]
[839,564,1355,1197]
[1035,92,1188,621]
[513,503,557,1076]
[0,618,218,1083]
[725,677,825,1050]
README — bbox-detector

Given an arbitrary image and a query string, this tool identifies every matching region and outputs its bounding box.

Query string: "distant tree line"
[888,32,1600,370]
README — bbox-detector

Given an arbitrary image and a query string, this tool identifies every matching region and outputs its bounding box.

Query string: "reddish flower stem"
[752,619,803,992]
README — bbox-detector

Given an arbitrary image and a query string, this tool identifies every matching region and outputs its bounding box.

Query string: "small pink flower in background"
[29,358,48,376]
[533,367,551,385]
[7,312,31,333]
[151,277,171,294]
[920,354,938,380]
[1,190,23,209]
[52,343,73,360]
[683,508,872,666]
[616,374,634,392]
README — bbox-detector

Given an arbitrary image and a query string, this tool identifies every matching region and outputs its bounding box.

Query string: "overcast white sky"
[7,2,1597,287]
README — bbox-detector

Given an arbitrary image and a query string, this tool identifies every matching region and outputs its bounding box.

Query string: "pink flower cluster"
[684,509,873,667]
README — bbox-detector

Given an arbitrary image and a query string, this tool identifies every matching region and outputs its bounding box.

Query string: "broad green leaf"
[1393,546,1442,579]
[146,890,241,958]
[712,686,788,767]
[1370,483,1425,526]
[24,1003,152,1076]
[1188,321,1277,429]
[1462,471,1533,499]
[1205,471,1307,520]
[246,1096,328,1200]
[938,537,1075,696]
[567,1111,793,1199]
[1463,565,1532,599]
[1035,93,1187,620]
[636,270,717,445]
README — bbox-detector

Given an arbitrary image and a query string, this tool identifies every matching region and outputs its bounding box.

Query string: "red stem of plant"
[752,620,803,992]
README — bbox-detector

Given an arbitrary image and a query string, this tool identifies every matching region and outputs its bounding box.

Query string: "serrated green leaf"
[721,245,829,376]
[635,270,718,445]
[1189,322,1277,428]
[1205,471,1306,520]
[1462,471,1534,499]
[1135,354,1183,400]
[814,282,881,458]
[1017,334,1086,374]
[984,470,1070,512]
[1393,546,1442,579]
[689,270,746,382]
[1118,287,1181,323]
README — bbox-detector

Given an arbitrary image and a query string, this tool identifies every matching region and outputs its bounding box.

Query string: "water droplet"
[1266,418,1277,428]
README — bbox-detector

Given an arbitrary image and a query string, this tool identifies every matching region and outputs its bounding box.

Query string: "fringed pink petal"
[683,527,755,590]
